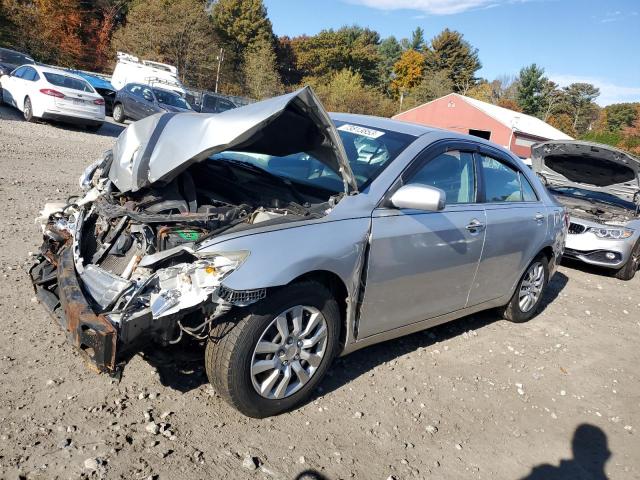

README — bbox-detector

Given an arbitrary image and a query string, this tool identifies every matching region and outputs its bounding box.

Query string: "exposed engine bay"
[30,150,339,370]
[549,188,638,224]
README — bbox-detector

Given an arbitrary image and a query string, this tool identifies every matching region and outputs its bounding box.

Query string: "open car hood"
[532,141,640,204]
[109,87,357,193]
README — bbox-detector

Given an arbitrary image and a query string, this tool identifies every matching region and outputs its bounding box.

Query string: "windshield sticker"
[338,124,385,139]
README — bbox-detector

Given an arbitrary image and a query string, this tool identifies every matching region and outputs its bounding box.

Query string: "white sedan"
[0,64,105,130]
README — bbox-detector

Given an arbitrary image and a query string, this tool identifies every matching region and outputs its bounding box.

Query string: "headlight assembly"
[150,251,249,317]
[587,227,634,240]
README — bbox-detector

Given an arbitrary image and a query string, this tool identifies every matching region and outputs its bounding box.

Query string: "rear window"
[43,72,94,93]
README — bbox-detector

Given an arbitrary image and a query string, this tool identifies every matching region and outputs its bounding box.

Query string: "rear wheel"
[501,254,549,323]
[23,97,34,122]
[205,281,340,417]
[614,241,640,281]
[112,103,125,123]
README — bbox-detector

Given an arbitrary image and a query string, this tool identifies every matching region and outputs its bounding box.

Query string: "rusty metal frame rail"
[30,244,118,373]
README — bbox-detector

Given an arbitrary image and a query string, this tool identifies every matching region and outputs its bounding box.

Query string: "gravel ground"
[0,105,639,480]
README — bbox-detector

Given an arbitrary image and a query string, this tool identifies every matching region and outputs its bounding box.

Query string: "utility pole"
[215,48,224,93]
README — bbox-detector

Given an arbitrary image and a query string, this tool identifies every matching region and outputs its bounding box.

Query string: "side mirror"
[390,184,446,212]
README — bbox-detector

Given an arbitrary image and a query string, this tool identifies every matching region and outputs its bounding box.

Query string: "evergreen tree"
[516,64,546,116]
[424,29,481,94]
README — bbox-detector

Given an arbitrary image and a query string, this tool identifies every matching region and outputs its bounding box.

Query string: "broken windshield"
[210,121,415,193]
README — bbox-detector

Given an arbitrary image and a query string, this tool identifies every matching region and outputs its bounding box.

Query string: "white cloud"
[345,0,528,15]
[549,74,640,106]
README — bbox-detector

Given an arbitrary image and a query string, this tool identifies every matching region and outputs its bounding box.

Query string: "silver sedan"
[31,88,567,417]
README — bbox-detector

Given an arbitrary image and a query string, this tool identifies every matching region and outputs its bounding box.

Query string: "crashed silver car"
[533,141,640,280]
[30,87,566,417]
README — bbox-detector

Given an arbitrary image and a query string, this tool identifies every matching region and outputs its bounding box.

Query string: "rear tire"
[112,103,125,123]
[205,281,340,417]
[614,241,639,281]
[500,254,549,323]
[23,97,34,122]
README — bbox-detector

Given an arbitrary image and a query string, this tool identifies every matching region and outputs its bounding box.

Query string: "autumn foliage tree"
[390,49,424,96]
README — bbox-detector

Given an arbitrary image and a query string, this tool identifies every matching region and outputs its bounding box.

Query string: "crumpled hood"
[532,141,640,204]
[109,86,357,193]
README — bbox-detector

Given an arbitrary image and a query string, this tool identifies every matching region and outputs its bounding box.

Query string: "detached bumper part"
[30,245,118,373]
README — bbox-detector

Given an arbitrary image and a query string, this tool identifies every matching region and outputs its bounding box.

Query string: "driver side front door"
[357,143,486,339]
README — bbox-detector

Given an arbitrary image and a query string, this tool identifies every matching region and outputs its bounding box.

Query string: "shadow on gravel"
[0,104,124,137]
[559,257,618,279]
[135,271,569,397]
[294,470,330,480]
[519,423,610,480]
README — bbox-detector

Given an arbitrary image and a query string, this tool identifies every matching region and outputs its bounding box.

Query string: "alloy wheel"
[518,261,545,313]
[250,305,328,399]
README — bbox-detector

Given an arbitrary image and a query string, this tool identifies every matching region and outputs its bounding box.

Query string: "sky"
[263,0,640,106]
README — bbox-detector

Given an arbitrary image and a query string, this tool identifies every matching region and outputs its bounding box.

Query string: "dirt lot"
[0,105,639,480]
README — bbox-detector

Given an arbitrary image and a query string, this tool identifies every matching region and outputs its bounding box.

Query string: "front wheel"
[500,254,549,323]
[23,97,35,122]
[205,281,340,417]
[614,241,639,281]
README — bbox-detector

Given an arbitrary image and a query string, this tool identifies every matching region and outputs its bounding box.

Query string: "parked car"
[197,91,242,113]
[66,69,116,116]
[30,87,566,417]
[112,83,192,123]
[0,64,105,130]
[0,47,35,76]
[533,140,640,280]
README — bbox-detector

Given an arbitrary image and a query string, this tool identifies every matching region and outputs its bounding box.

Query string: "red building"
[393,93,572,161]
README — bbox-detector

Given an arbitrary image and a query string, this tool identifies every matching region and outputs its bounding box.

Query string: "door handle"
[534,213,545,222]
[465,219,485,231]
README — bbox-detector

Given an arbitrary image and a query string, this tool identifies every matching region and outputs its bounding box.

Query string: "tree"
[402,70,453,110]
[548,113,577,138]
[562,83,600,133]
[276,36,302,86]
[539,79,563,121]
[424,29,481,94]
[467,82,493,102]
[516,64,545,116]
[390,49,424,96]
[378,36,402,91]
[409,27,426,51]
[3,0,86,67]
[291,26,381,86]
[602,103,639,132]
[243,37,283,99]
[112,0,221,89]
[310,69,396,117]
[497,98,523,112]
[212,0,273,51]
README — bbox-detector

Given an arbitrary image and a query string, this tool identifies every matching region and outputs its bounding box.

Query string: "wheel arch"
[287,270,349,350]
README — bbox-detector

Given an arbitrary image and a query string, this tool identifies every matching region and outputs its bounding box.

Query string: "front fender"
[197,218,371,296]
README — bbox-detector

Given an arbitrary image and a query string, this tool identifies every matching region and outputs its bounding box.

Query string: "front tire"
[614,240,640,281]
[500,254,549,323]
[205,281,340,417]
[112,103,125,123]
[23,97,35,122]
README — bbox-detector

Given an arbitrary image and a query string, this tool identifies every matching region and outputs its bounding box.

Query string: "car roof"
[32,64,89,82]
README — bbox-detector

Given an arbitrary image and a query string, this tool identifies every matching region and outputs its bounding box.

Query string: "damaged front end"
[29,87,353,373]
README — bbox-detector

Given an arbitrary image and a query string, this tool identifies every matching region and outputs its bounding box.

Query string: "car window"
[0,50,34,65]
[210,121,415,193]
[43,72,94,92]
[12,66,27,78]
[153,88,191,109]
[408,150,476,204]
[202,95,217,110]
[217,98,235,112]
[22,67,37,81]
[481,155,524,202]
[520,174,538,201]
